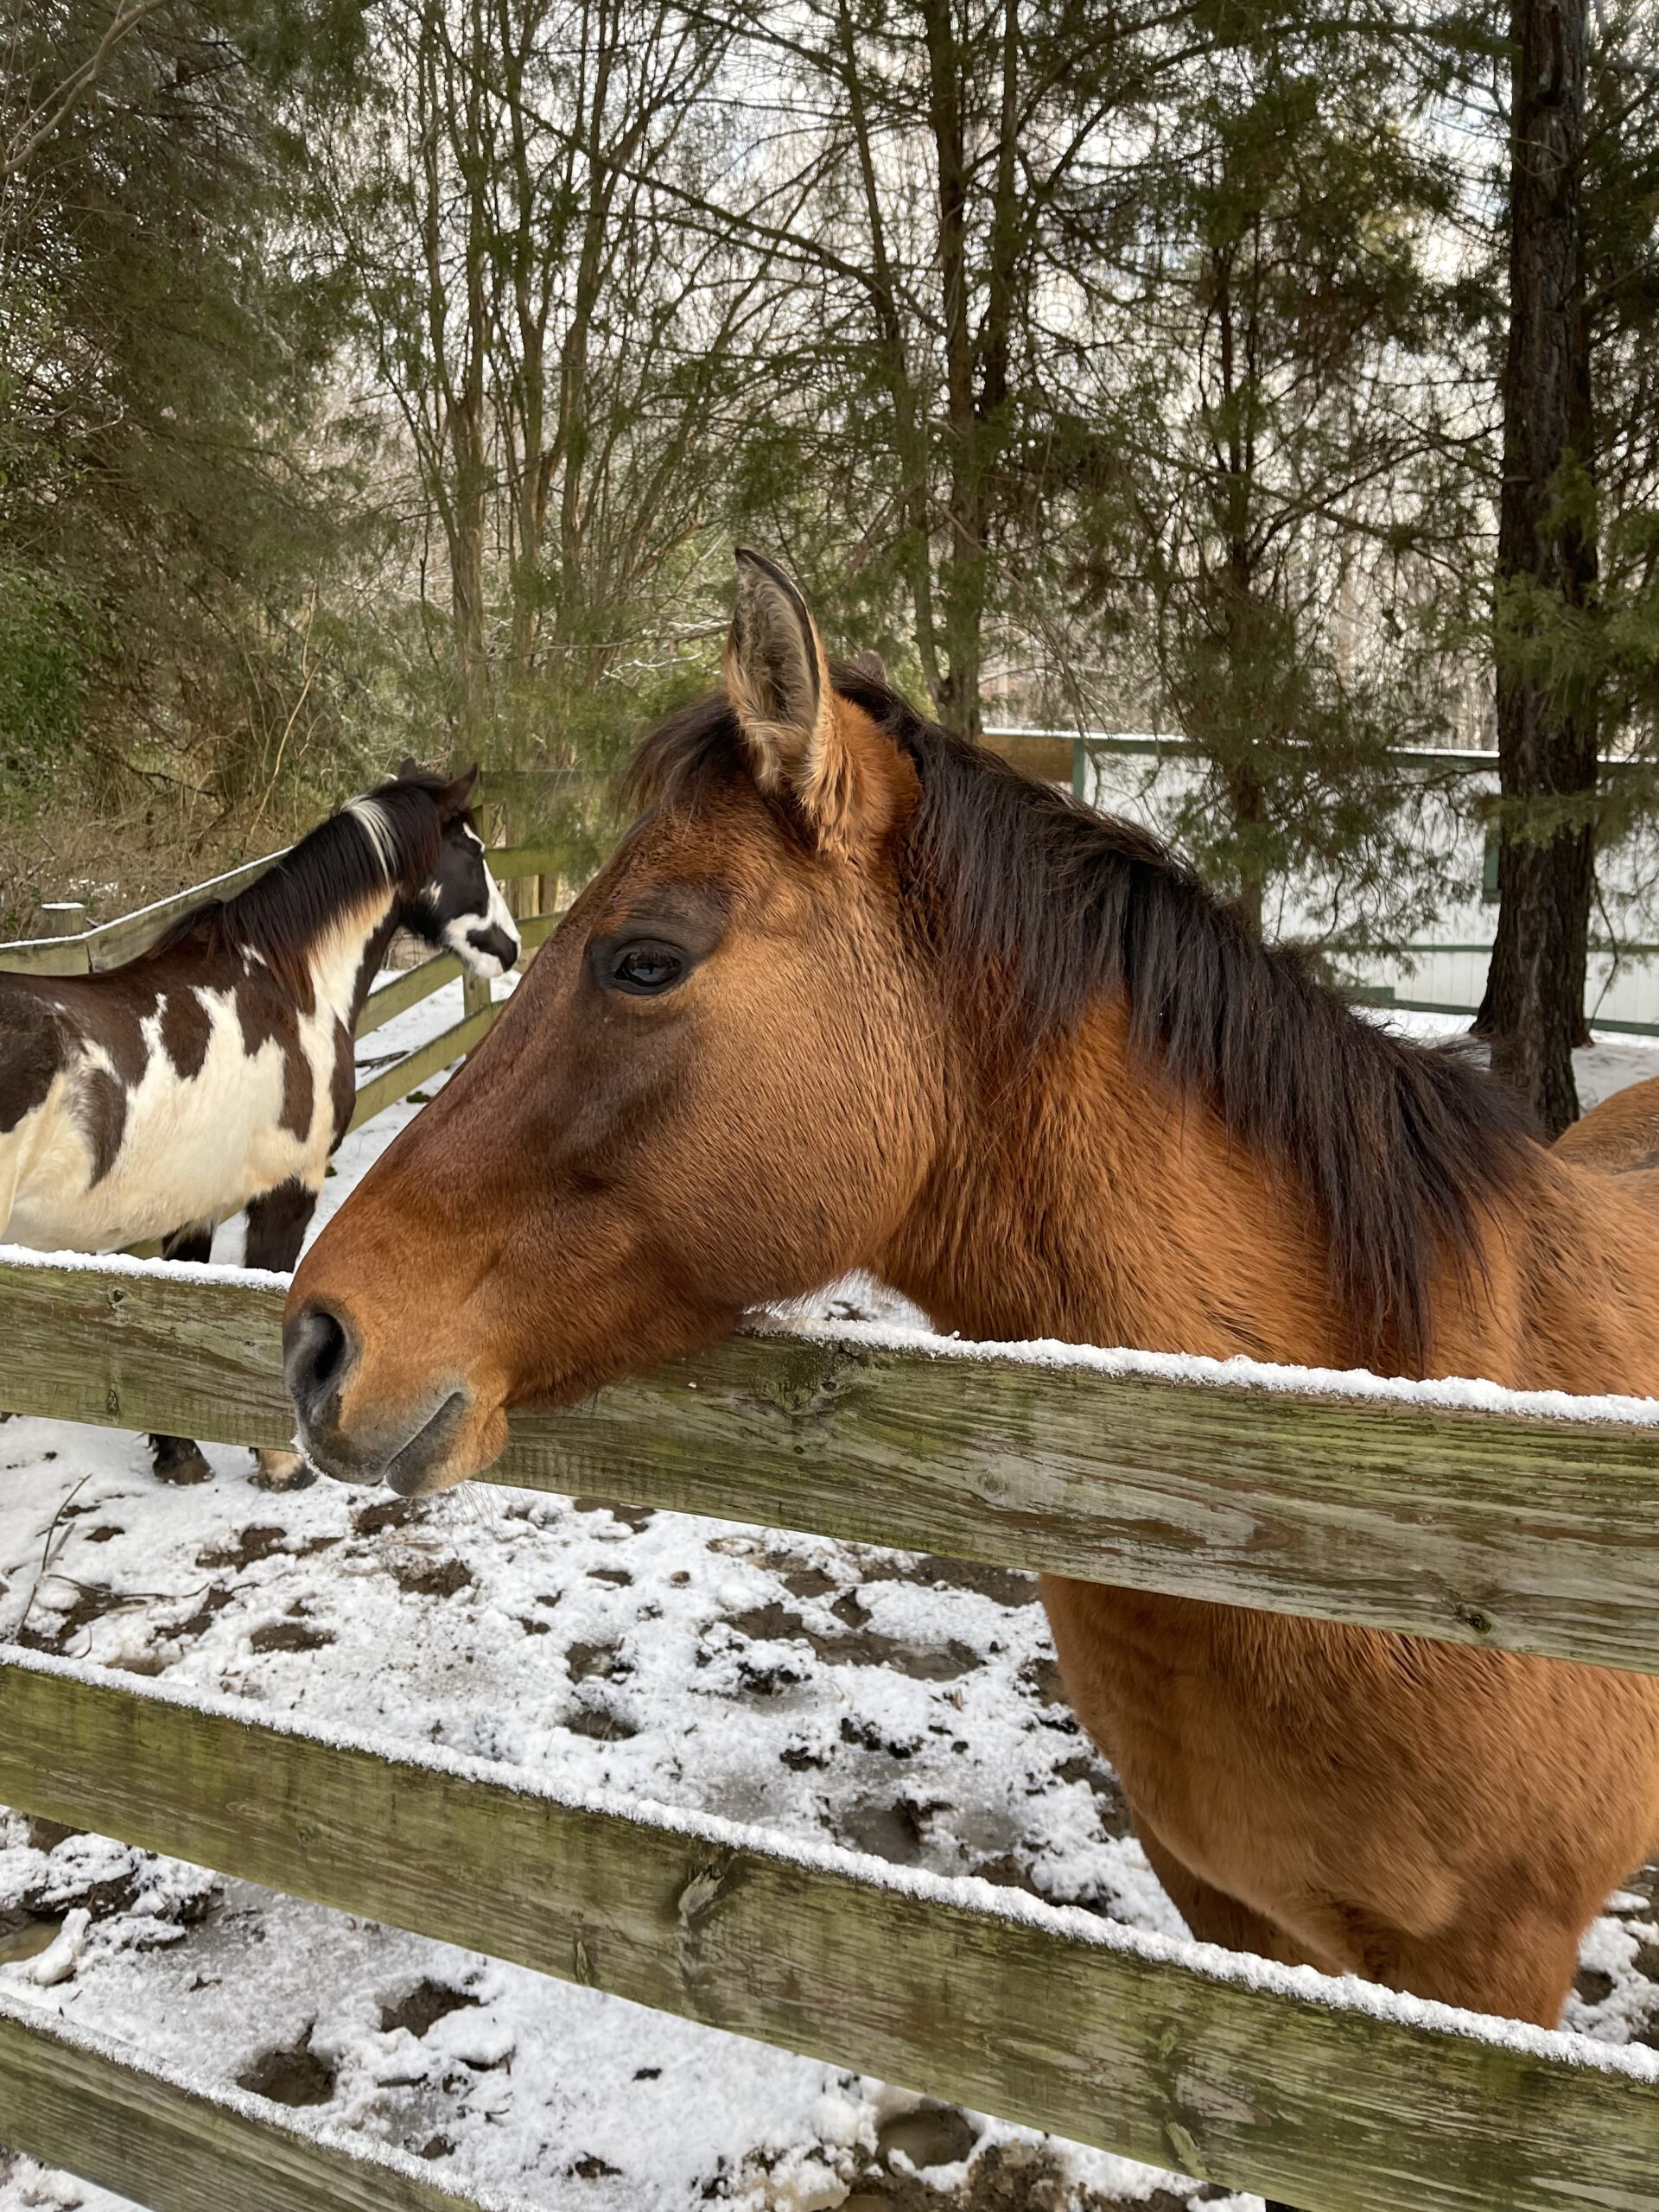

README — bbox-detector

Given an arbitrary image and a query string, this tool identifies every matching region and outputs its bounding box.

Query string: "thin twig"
[10,1476,90,1645]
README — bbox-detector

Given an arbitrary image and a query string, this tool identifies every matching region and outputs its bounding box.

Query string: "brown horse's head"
[287,549,1528,1491]
[285,550,941,1491]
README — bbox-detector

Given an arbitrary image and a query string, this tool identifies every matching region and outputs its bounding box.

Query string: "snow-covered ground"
[2,994,1658,2212]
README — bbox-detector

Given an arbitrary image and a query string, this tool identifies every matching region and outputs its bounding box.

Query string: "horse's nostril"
[283,1302,356,1427]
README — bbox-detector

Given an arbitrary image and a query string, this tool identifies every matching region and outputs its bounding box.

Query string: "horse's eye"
[610,943,684,995]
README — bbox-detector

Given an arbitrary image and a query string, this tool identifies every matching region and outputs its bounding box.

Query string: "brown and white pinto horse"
[287,553,1659,2053]
[2,760,518,1485]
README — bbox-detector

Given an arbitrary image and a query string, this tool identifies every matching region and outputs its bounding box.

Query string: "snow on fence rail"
[3,1255,1659,2209]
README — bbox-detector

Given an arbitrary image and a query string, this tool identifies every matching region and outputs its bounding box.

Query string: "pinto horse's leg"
[149,1224,216,1484]
[245,1179,323,1491]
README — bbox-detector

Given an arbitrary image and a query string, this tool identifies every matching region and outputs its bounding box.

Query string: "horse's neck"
[882,993,1659,1396]
[303,894,402,1029]
[881,995,1363,1370]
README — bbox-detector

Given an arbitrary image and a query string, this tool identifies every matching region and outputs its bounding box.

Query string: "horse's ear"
[725,549,860,849]
[850,648,887,684]
[435,764,480,821]
[397,755,423,781]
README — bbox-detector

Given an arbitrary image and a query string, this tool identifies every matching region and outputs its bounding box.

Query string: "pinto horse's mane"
[142,772,449,1002]
[628,672,1537,1370]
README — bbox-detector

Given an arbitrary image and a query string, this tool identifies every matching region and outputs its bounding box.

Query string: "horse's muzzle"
[283,1297,474,1493]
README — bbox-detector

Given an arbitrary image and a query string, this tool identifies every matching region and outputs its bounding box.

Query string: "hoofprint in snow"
[2,1001,1657,2212]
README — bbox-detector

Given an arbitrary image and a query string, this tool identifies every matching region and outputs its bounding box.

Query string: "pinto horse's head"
[380,760,521,980]
[286,551,938,1491]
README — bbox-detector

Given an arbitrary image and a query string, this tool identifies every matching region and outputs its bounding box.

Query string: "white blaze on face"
[443,826,521,980]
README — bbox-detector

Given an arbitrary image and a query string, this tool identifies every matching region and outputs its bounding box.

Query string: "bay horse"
[2,760,518,1486]
[285,554,1659,2064]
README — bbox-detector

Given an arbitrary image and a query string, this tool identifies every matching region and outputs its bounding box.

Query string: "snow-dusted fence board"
[2,1255,1658,1674]
[0,852,287,977]
[356,944,468,1035]
[0,1988,509,2212]
[2,1649,1656,2212]
[348,1001,499,1132]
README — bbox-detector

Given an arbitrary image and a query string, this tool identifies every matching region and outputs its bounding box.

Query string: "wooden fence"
[1,1251,1658,2211]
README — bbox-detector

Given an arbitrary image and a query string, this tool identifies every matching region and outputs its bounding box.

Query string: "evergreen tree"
[0,0,379,836]
[1069,9,1468,944]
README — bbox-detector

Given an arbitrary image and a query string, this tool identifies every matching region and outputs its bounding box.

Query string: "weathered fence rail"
[2,1254,1659,2209]
[0,851,288,977]
[4,1254,1659,1674]
[0,1986,519,2212]
[2,1642,1654,2212]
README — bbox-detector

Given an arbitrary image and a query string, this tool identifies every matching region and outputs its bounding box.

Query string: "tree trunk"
[1478,0,1599,1139]
[922,0,984,741]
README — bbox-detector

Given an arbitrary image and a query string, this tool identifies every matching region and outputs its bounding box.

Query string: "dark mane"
[140,773,448,1001]
[627,677,1537,1372]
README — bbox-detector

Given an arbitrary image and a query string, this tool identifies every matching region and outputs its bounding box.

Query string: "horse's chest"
[1039,1577,1320,1891]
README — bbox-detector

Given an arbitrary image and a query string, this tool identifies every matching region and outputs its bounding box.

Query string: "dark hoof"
[249,1449,317,1493]
[151,1437,213,1486]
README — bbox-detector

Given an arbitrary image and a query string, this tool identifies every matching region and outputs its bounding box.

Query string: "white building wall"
[1068,741,1659,1033]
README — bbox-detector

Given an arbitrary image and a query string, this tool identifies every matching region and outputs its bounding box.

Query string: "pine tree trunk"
[1478,0,1598,1139]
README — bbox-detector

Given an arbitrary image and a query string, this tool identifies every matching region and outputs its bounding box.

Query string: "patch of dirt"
[0,1910,63,1967]
[196,1525,288,1571]
[352,1497,428,1537]
[171,1581,238,1641]
[724,1601,982,1683]
[860,1554,1042,1609]
[840,1716,918,1760]
[379,1980,481,2038]
[564,1707,639,1742]
[877,2104,979,2170]
[740,2119,1221,2211]
[779,1566,839,1599]
[969,1853,1046,1897]
[16,1580,130,1654]
[736,1651,810,1697]
[386,1554,474,1599]
[22,1841,218,1933]
[567,1641,628,1683]
[249,1620,337,1653]
[573,1497,655,1531]
[24,1819,76,1852]
[587,1566,632,1586]
[569,2153,622,2178]
[1576,1965,1616,2005]
[1053,1755,1133,1840]
[238,2028,337,2107]
[836,1797,946,1866]
[85,1524,124,1545]
[22,1857,139,1923]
